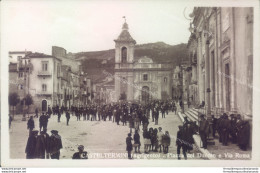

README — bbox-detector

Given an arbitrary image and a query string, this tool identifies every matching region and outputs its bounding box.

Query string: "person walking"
[57,109,61,123]
[126,133,133,159]
[66,111,70,126]
[27,116,35,135]
[35,108,39,118]
[176,125,187,160]
[9,114,13,129]
[39,113,45,132]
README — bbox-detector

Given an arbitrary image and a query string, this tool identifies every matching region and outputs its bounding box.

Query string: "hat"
[32,130,39,134]
[78,145,84,150]
[184,116,188,120]
[128,133,131,137]
[51,130,58,134]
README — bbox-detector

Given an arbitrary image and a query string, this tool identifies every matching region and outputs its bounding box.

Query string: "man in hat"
[25,130,38,159]
[72,145,88,159]
[221,114,231,146]
[49,130,63,159]
[176,125,187,160]
[27,116,35,135]
[35,129,50,159]
[126,133,133,159]
[183,117,190,127]
[199,114,209,149]
[39,113,45,132]
[47,105,52,117]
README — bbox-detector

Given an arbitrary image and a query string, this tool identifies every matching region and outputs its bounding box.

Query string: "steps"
[177,108,217,160]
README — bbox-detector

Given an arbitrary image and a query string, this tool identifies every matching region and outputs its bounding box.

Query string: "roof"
[114,22,136,44]
[26,52,53,58]
[25,52,62,61]
[9,51,32,54]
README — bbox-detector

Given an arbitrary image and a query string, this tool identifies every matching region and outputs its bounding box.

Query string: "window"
[121,47,127,63]
[19,72,23,78]
[143,74,148,81]
[42,61,48,71]
[17,56,22,61]
[164,77,167,83]
[42,84,47,92]
[18,84,23,90]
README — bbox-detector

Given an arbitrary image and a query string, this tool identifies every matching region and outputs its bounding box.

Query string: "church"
[114,21,173,103]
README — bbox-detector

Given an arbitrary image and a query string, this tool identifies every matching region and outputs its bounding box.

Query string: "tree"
[9,92,20,119]
[24,94,33,115]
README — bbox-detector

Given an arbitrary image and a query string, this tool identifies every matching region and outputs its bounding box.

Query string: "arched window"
[121,47,127,63]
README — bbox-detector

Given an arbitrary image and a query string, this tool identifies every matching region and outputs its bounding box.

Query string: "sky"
[1,0,194,54]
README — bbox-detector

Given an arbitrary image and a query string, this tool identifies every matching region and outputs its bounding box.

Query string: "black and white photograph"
[1,0,260,168]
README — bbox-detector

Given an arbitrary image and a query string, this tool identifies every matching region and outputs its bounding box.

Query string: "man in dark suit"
[25,130,38,159]
[176,125,187,160]
[27,116,35,135]
[35,129,50,159]
[49,130,63,159]
[199,114,209,149]
[66,111,70,126]
[221,114,231,146]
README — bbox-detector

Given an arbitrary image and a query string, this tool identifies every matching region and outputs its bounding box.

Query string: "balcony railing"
[38,70,52,77]
[36,91,52,96]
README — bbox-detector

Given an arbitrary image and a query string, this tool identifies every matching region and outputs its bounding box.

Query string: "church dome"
[114,22,136,44]
[122,22,129,30]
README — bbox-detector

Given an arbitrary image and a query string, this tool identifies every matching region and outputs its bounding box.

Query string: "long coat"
[237,121,250,147]
[27,119,35,130]
[25,135,37,159]
[162,134,171,147]
[126,136,133,151]
[49,134,63,155]
[35,133,50,159]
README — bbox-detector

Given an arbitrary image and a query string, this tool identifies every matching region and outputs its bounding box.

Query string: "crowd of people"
[212,113,250,151]
[22,98,251,160]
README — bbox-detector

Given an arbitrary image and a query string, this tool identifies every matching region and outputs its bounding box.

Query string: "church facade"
[114,22,173,103]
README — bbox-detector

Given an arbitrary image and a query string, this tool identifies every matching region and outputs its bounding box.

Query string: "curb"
[177,111,217,160]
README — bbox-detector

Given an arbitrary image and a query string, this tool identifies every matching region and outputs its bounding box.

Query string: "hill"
[76,42,188,83]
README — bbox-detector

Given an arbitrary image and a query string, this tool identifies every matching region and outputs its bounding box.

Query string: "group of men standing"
[213,113,250,150]
[25,129,63,159]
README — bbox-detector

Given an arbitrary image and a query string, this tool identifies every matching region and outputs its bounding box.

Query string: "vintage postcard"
[1,0,260,167]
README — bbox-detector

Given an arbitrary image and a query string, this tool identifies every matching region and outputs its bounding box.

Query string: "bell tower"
[114,19,136,101]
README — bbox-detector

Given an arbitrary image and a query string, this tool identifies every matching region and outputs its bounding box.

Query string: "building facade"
[9,46,85,113]
[114,22,173,103]
[187,7,253,120]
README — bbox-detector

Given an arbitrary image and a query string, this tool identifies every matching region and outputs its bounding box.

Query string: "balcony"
[36,91,52,97]
[38,70,52,77]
